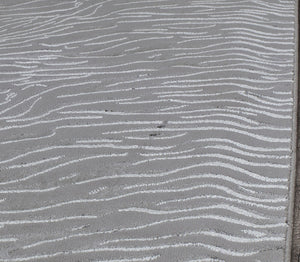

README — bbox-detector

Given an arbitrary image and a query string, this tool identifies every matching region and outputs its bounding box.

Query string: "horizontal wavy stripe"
[0,0,295,261]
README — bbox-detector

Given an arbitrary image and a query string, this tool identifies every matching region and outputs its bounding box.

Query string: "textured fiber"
[0,0,297,261]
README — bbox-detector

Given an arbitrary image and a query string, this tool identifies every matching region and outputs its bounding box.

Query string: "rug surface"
[0,0,297,261]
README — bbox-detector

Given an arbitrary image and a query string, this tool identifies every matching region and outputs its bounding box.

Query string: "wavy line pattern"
[0,0,296,261]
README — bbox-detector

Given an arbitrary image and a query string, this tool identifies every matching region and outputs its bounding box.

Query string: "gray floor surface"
[0,0,297,261]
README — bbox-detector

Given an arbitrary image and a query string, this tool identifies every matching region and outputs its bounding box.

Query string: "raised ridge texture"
[0,0,297,261]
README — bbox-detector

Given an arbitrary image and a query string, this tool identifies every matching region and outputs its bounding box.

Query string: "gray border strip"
[285,0,299,261]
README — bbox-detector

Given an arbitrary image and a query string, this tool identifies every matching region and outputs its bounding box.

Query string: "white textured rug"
[0,0,297,261]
